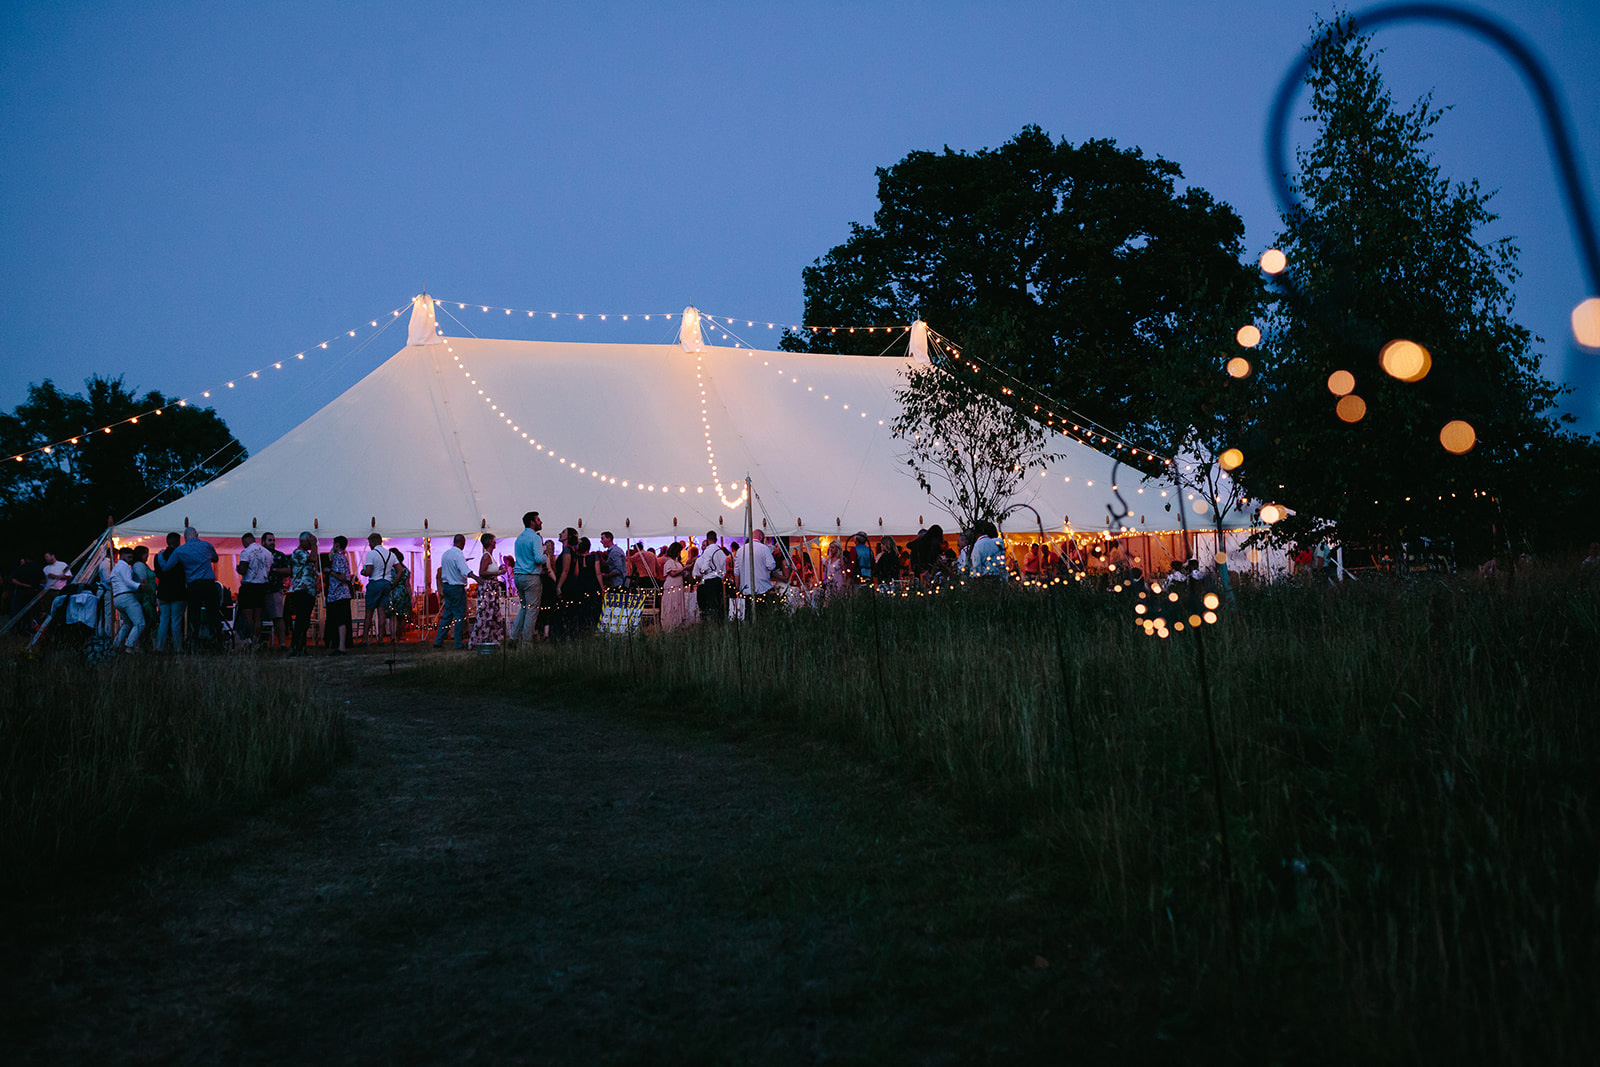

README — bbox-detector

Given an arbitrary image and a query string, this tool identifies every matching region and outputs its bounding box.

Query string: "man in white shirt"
[736,529,781,620]
[111,546,145,651]
[41,550,72,620]
[360,532,392,645]
[692,531,728,625]
[235,531,274,645]
[433,534,472,650]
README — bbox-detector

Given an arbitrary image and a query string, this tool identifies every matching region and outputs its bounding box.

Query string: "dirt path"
[2,653,1155,1064]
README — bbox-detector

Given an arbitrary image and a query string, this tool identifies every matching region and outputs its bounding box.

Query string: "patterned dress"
[469,565,507,646]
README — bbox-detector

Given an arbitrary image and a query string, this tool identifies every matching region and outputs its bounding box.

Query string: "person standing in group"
[175,527,222,642]
[822,540,846,598]
[152,532,186,652]
[692,531,727,625]
[40,550,72,621]
[433,534,471,650]
[324,534,355,655]
[736,528,781,620]
[360,532,393,646]
[260,532,290,649]
[386,547,412,640]
[470,532,508,649]
[110,545,146,652]
[874,536,901,586]
[599,531,626,593]
[510,511,547,647]
[970,521,1008,579]
[130,546,157,645]
[538,538,558,638]
[659,542,688,630]
[235,531,273,646]
[286,532,321,657]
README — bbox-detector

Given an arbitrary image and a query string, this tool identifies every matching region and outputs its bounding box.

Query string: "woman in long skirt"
[470,532,508,647]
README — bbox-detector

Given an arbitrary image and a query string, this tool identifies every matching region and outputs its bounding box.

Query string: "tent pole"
[744,476,754,624]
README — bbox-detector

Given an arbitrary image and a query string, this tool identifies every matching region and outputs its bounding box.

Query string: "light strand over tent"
[8,303,411,465]
[426,296,915,337]
[706,319,896,429]
[922,327,1175,468]
[443,340,725,503]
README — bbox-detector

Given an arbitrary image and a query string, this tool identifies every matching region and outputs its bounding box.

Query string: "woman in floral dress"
[469,532,508,648]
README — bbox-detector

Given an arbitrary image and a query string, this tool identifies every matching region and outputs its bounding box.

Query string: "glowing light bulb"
[1379,339,1431,382]
[1439,420,1477,454]
[1218,448,1244,471]
[1259,249,1287,274]
[1236,324,1261,348]
[1336,394,1367,423]
[1226,356,1251,378]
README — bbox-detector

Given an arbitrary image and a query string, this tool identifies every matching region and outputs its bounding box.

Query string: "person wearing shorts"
[360,532,392,644]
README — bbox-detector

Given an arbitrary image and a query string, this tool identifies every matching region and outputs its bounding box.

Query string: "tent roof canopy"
[124,298,1229,541]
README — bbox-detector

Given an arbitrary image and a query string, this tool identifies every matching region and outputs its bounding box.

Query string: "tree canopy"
[0,376,244,567]
[786,126,1264,451]
[1244,15,1591,559]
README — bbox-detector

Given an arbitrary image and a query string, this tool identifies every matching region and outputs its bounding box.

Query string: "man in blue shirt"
[510,510,547,646]
[174,526,223,641]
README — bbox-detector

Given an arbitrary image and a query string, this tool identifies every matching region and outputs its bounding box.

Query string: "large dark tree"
[785,126,1264,452]
[0,376,244,568]
[1245,16,1589,561]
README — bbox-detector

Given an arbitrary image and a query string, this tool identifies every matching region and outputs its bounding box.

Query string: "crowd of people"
[6,507,1230,655]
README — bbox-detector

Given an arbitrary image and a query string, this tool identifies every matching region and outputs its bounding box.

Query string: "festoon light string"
[8,303,411,465]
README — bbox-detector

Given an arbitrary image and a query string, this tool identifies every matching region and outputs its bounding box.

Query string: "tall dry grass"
[413,563,1600,1062]
[0,651,346,894]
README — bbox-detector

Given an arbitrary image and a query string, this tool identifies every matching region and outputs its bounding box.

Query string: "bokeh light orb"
[1336,394,1368,423]
[1439,419,1477,454]
[1218,447,1244,471]
[1226,356,1252,378]
[1380,339,1432,382]
[1203,593,1220,610]
[1259,504,1284,524]
[1574,297,1600,348]
[1327,369,1355,396]
[1193,499,1210,515]
[1259,249,1287,274]
[1236,324,1261,348]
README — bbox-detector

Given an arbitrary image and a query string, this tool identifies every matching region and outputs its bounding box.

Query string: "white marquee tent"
[122,296,1216,544]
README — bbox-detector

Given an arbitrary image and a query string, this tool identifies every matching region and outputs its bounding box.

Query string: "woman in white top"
[469,532,508,647]
[111,546,146,650]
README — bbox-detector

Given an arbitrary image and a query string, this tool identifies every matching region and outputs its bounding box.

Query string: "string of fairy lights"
[8,303,412,466]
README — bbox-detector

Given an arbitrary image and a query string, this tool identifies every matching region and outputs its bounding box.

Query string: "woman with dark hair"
[470,532,508,647]
[538,538,558,638]
[576,536,605,634]
[874,536,901,585]
[386,547,411,640]
[552,528,583,639]
[325,535,354,654]
[660,541,688,630]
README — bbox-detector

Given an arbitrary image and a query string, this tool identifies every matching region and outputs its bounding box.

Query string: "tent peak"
[407,294,444,346]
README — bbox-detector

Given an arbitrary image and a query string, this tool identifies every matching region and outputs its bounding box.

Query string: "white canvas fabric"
[407,294,444,346]
[124,330,1229,540]
[677,306,705,353]
[908,320,930,364]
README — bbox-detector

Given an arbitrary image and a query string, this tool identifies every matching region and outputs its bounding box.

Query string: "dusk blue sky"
[4,0,1597,453]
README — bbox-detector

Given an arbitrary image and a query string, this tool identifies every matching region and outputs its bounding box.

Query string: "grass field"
[408,563,1600,1062]
[0,650,347,895]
